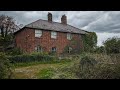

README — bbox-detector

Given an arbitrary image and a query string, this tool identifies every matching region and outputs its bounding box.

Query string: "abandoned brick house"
[14,12,88,55]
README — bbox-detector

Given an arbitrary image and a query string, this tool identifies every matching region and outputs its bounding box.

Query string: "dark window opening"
[35,45,43,52]
[68,47,72,53]
[51,47,57,53]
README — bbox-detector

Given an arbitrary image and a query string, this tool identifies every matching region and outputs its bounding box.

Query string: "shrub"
[0,52,13,79]
[31,52,49,56]
[103,37,120,54]
[6,48,23,56]
[82,32,97,53]
[79,55,98,70]
[94,46,105,53]
[48,52,57,56]
[76,55,120,79]
[8,53,57,63]
[93,64,120,79]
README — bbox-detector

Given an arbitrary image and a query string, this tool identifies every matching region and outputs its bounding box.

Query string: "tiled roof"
[24,19,87,34]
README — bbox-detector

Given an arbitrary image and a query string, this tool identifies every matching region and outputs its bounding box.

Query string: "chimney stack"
[61,14,67,25]
[48,12,52,22]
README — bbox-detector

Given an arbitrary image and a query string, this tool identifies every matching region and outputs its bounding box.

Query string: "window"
[68,47,72,53]
[35,30,42,37]
[67,33,72,40]
[51,31,57,39]
[51,47,57,53]
[35,45,43,52]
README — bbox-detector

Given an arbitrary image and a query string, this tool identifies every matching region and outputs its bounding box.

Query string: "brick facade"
[15,27,84,55]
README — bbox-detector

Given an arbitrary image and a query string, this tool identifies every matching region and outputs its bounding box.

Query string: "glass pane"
[51,31,57,39]
[67,33,72,40]
[52,47,56,52]
[35,30,42,37]
[35,46,37,51]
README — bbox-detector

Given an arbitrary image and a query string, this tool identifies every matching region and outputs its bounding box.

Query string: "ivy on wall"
[62,37,82,55]
[82,32,97,52]
[61,32,97,55]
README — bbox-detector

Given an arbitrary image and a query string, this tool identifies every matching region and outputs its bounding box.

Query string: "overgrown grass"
[13,59,73,79]
[75,53,120,79]
[12,53,120,79]
[36,58,79,79]
[37,68,55,79]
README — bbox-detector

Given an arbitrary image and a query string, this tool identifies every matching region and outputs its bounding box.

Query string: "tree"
[0,15,20,35]
[0,52,13,79]
[94,46,105,53]
[82,32,97,52]
[103,37,120,54]
[0,15,20,52]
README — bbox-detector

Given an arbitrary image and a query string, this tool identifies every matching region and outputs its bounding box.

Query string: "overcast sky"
[0,11,120,46]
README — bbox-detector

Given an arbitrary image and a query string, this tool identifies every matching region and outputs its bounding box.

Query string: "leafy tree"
[6,47,23,55]
[0,15,20,52]
[103,37,120,54]
[94,46,105,53]
[82,32,97,52]
[0,52,13,79]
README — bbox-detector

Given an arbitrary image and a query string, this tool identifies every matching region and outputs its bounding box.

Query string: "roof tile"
[25,19,87,34]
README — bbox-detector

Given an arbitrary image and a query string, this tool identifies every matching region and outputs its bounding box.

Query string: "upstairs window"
[51,31,57,39]
[35,30,42,37]
[35,45,43,52]
[67,33,72,40]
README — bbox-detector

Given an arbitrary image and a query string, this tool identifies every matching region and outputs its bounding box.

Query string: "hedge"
[8,54,57,63]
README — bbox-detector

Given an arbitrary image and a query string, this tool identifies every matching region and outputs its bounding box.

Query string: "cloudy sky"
[0,11,120,46]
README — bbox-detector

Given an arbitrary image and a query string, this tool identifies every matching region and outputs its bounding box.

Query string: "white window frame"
[68,47,72,53]
[51,47,57,52]
[51,31,57,39]
[35,29,42,38]
[67,33,72,40]
[35,45,43,52]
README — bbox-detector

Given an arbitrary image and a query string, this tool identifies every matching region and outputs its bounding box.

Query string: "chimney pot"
[61,14,67,25]
[48,12,52,22]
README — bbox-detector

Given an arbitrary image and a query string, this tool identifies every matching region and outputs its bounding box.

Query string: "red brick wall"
[15,27,83,54]
[15,28,35,53]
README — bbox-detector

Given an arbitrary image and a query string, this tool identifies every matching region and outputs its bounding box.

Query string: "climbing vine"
[82,32,97,52]
[62,38,81,55]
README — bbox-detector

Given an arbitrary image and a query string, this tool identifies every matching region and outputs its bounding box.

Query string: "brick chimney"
[48,12,52,22]
[61,14,67,25]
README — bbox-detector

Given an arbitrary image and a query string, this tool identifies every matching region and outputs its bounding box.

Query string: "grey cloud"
[82,11,120,33]
[1,11,120,33]
[0,11,120,46]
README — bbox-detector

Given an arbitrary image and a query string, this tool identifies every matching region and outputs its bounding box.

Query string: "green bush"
[103,37,120,54]
[49,52,57,56]
[94,46,105,53]
[76,55,120,79]
[0,52,13,79]
[31,52,49,56]
[82,32,97,52]
[93,64,120,79]
[8,53,57,63]
[6,48,23,56]
[79,55,98,70]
